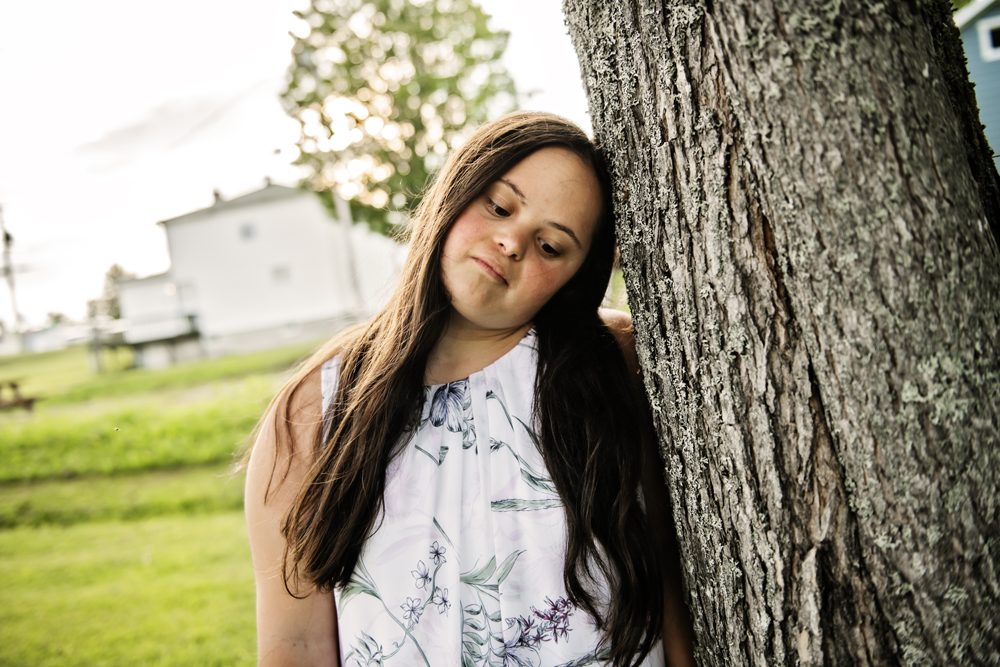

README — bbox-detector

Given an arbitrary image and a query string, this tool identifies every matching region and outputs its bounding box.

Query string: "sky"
[0,0,590,329]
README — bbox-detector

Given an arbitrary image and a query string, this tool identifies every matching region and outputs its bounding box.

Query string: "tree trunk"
[563,1,1000,664]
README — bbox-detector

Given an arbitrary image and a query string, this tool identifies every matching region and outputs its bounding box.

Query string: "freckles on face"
[439,146,604,330]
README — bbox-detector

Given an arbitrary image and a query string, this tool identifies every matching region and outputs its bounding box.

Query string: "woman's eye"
[486,198,510,217]
[540,241,561,257]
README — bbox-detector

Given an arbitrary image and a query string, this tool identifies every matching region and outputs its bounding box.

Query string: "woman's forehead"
[501,147,598,194]
[497,147,602,231]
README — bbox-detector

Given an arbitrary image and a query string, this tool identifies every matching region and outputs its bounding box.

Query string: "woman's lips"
[473,257,507,285]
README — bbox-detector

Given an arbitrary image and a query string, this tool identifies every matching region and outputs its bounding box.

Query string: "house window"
[239,222,256,240]
[977,16,1000,62]
[272,265,290,283]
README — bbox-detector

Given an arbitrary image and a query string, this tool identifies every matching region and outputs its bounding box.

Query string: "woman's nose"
[495,226,526,259]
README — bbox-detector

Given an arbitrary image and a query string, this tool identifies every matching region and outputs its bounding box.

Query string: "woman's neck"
[423,316,532,385]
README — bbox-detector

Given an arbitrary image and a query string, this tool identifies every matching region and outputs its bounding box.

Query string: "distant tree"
[282,0,518,234]
[46,312,66,327]
[90,264,136,321]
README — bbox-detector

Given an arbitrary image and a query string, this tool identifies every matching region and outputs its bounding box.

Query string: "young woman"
[245,111,695,667]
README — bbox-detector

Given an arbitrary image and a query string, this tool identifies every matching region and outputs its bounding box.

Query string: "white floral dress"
[320,330,665,667]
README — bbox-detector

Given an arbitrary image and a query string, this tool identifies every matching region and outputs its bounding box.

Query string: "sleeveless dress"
[319,329,664,667]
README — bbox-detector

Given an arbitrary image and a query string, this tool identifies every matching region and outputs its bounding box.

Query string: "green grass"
[0,344,132,401]
[0,464,245,529]
[604,267,630,312]
[0,339,319,408]
[0,380,274,483]
[0,339,336,665]
[0,511,256,667]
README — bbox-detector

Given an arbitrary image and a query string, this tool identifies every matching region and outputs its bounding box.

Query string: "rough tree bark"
[563,1,1000,664]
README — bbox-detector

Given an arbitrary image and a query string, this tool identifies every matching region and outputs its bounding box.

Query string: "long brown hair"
[255,111,663,666]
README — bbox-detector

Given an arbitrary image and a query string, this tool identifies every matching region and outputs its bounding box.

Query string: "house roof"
[118,271,170,284]
[157,183,306,226]
[956,0,1000,29]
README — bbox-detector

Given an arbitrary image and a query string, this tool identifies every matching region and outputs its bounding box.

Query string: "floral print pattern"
[411,561,431,590]
[320,331,664,667]
[415,379,476,464]
[502,596,583,666]
[401,597,423,625]
[429,541,447,565]
[432,586,452,614]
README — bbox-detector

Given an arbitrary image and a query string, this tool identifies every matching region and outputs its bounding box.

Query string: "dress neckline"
[423,327,536,388]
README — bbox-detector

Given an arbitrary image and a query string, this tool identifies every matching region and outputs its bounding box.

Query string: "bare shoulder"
[599,308,639,375]
[285,363,326,446]
[249,363,325,479]
[245,361,326,529]
[245,361,339,664]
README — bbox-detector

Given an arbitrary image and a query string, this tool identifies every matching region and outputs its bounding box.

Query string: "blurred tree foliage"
[88,264,136,321]
[283,0,518,235]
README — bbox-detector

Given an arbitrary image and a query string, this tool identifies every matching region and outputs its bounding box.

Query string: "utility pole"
[0,204,25,353]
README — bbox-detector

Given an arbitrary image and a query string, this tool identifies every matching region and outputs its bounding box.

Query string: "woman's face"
[440,146,603,331]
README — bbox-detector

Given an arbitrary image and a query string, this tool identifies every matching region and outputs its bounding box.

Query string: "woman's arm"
[600,309,697,667]
[245,365,340,666]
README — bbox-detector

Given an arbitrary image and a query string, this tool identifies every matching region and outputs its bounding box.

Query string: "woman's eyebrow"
[499,178,527,204]
[550,222,582,249]
[499,177,582,249]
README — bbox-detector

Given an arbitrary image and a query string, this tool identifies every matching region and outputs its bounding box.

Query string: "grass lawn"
[0,344,133,401]
[0,511,256,667]
[0,373,287,483]
[0,339,319,407]
[605,267,630,312]
[0,464,245,529]
[0,397,262,483]
[0,338,340,665]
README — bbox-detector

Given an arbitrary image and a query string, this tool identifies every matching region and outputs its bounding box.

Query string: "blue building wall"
[962,4,1000,164]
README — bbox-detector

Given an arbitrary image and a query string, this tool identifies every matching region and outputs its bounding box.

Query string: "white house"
[956,0,1000,167]
[119,182,402,368]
